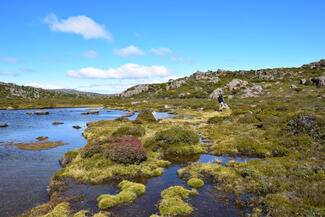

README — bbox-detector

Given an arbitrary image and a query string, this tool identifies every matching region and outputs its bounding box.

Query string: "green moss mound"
[187,178,204,188]
[136,109,156,122]
[97,180,145,209]
[41,202,70,217]
[112,126,145,137]
[154,127,200,147]
[159,186,198,216]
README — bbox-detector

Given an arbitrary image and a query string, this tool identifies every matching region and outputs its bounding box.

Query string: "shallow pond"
[0,108,172,216]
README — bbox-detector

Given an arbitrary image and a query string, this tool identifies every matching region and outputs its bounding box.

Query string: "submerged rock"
[52,121,64,125]
[121,111,135,118]
[34,110,49,115]
[73,125,82,129]
[0,123,8,127]
[81,110,99,115]
[26,111,33,115]
[36,136,48,141]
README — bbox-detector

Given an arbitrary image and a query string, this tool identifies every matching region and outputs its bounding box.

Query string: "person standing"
[218,94,225,112]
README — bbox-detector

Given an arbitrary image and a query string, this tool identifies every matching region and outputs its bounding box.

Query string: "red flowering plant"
[105,136,147,164]
[80,144,104,158]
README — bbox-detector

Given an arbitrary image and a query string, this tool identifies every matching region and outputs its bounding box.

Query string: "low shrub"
[287,113,325,144]
[112,126,145,137]
[106,138,147,164]
[136,109,156,122]
[153,127,200,147]
[238,114,259,124]
[80,144,104,158]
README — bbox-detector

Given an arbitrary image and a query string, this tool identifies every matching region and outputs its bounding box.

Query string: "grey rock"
[81,110,99,115]
[73,125,81,129]
[300,79,307,85]
[290,84,298,89]
[7,107,14,110]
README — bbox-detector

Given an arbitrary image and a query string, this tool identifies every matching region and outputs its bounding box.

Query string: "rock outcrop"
[120,84,149,97]
[241,85,263,98]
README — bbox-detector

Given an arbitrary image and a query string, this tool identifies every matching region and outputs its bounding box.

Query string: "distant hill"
[120,59,325,99]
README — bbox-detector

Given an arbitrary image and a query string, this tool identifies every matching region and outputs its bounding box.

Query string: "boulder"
[300,79,306,85]
[35,111,49,115]
[26,111,33,115]
[52,121,64,125]
[36,136,48,141]
[209,88,224,99]
[226,79,248,91]
[73,125,82,129]
[290,84,297,89]
[0,123,8,127]
[7,107,14,110]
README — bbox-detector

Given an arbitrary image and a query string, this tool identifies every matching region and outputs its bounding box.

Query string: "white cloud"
[43,13,113,41]
[0,57,21,64]
[113,45,145,58]
[67,63,173,79]
[0,71,18,76]
[26,82,63,89]
[83,50,98,59]
[151,47,173,56]
[19,67,32,72]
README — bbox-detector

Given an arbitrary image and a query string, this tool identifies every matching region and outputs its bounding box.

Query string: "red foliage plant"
[105,136,147,164]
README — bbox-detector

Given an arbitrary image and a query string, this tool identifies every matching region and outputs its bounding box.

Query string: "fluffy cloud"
[43,13,113,41]
[0,71,18,76]
[26,82,63,89]
[83,50,98,59]
[151,47,173,56]
[0,57,21,64]
[113,45,145,58]
[67,63,173,79]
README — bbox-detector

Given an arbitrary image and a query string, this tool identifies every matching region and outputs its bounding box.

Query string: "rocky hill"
[120,59,325,99]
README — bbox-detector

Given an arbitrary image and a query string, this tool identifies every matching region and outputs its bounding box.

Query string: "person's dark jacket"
[218,95,224,104]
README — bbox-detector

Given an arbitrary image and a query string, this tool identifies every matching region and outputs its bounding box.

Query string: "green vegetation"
[187,178,204,188]
[136,109,157,122]
[158,186,198,216]
[4,141,67,150]
[111,126,146,137]
[97,180,145,209]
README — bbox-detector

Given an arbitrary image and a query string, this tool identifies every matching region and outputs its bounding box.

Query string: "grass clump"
[97,180,145,209]
[136,109,156,122]
[187,178,204,188]
[111,126,145,137]
[154,127,199,147]
[207,116,231,124]
[158,186,198,216]
[41,202,70,217]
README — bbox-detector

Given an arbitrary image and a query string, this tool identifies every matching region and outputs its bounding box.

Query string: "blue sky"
[0,0,324,93]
